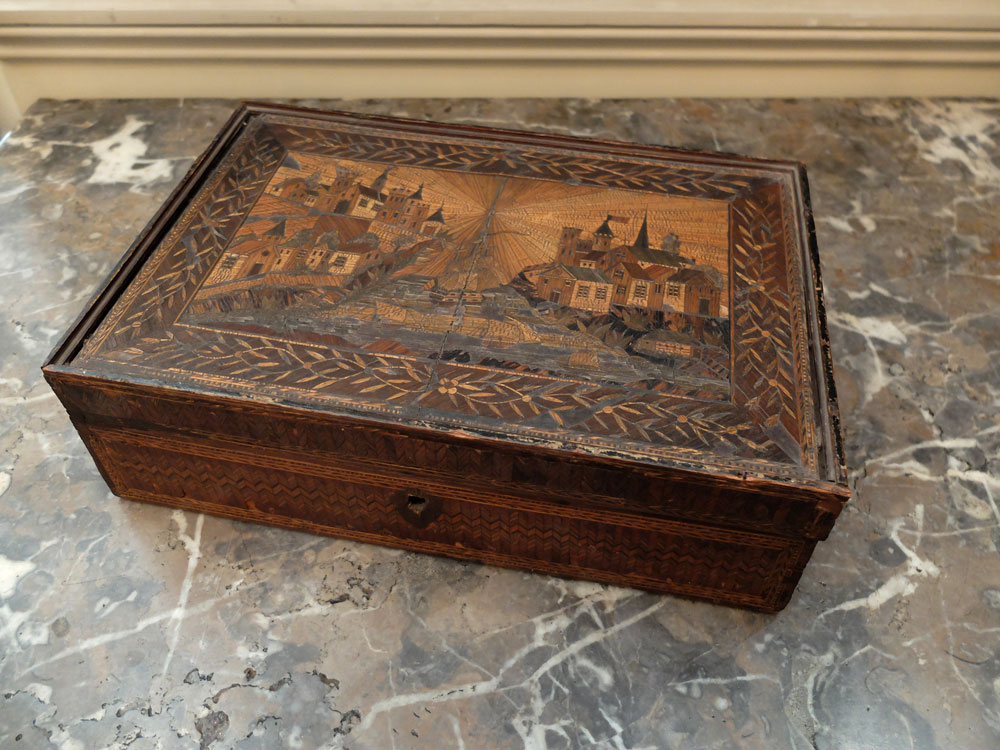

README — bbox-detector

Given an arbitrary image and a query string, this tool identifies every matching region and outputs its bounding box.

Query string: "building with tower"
[274,174,321,206]
[592,215,615,252]
[533,265,614,313]
[376,183,433,232]
[318,166,392,217]
[531,211,723,316]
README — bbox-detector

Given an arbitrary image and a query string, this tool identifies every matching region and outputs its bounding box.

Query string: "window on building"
[331,255,347,267]
[668,283,681,296]
[576,285,590,298]
[564,280,573,287]
[634,283,647,299]
[654,283,662,293]
[595,287,608,300]
[617,285,626,294]
[613,269,624,279]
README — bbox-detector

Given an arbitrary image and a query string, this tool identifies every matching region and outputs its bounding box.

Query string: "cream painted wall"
[0,1,998,130]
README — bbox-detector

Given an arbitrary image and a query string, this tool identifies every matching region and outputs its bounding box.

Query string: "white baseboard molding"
[2,23,999,130]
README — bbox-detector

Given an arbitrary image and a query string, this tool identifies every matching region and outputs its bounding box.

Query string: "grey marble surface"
[1,97,998,750]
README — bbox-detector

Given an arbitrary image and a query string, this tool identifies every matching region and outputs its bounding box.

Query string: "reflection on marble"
[1,97,999,749]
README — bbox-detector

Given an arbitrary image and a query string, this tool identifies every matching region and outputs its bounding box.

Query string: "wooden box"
[43,102,849,612]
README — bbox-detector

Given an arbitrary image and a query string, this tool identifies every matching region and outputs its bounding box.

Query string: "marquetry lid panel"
[72,104,845,487]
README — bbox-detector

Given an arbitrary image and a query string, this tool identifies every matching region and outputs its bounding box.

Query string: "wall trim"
[1,22,998,129]
[2,1,998,30]
[3,25,1000,64]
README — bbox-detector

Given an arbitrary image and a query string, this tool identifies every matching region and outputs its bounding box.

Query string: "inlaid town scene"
[185,152,733,392]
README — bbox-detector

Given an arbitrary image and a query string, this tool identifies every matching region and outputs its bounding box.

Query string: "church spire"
[631,211,650,251]
[425,204,445,223]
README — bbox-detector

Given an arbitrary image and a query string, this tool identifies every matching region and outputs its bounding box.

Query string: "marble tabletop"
[0,98,998,750]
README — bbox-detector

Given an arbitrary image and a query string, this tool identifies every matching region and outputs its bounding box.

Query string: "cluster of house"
[275,167,447,236]
[524,215,725,317]
[207,168,450,286]
[207,213,388,285]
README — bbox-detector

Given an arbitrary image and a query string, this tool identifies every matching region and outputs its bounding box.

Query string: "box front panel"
[84,423,813,612]
[48,375,844,542]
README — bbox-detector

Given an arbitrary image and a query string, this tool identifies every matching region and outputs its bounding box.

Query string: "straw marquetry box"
[44,103,848,612]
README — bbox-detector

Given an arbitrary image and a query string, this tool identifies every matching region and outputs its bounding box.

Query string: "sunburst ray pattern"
[260,153,729,293]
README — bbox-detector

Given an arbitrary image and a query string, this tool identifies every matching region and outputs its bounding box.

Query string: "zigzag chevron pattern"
[268,120,756,200]
[730,184,802,459]
[83,125,287,354]
[85,334,790,468]
[98,433,798,605]
[60,377,841,540]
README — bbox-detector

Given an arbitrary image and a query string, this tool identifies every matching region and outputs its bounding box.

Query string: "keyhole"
[407,495,427,515]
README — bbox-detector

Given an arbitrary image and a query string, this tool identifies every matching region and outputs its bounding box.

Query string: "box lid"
[47,102,848,497]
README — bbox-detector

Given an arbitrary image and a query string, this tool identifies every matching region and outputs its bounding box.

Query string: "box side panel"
[86,422,812,612]
[796,165,849,486]
[46,372,847,541]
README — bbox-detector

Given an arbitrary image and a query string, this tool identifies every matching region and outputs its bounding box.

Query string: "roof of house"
[608,244,637,261]
[226,238,272,255]
[643,265,676,281]
[274,175,311,189]
[247,194,311,220]
[562,265,612,283]
[695,265,725,288]
[274,172,323,192]
[538,264,575,280]
[281,227,316,247]
[617,262,653,281]
[358,185,385,201]
[669,268,718,287]
[630,245,683,266]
